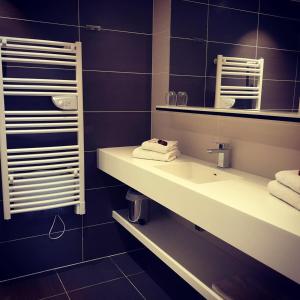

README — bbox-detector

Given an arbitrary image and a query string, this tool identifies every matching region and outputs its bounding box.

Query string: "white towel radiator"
[0,36,85,220]
[214,55,264,110]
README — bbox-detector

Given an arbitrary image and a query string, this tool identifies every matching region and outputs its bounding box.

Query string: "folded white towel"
[268,180,300,210]
[141,138,178,154]
[275,170,300,194]
[132,147,180,162]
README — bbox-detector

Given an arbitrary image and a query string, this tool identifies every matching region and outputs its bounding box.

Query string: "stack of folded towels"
[268,170,300,210]
[132,138,180,162]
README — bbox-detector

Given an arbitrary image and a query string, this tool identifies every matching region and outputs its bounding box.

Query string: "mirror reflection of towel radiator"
[214,55,264,110]
[0,36,85,220]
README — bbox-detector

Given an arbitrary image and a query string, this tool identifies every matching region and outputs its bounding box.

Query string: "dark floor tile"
[169,75,205,107]
[111,249,159,276]
[83,223,142,260]
[46,294,69,300]
[206,41,256,77]
[258,15,299,51]
[130,270,203,300]
[171,0,208,39]
[58,258,122,291]
[84,186,128,226]
[0,0,78,25]
[261,80,295,110]
[257,48,298,81]
[83,71,151,111]
[0,18,78,42]
[80,0,153,34]
[0,206,81,243]
[84,111,151,151]
[69,277,142,300]
[0,229,82,281]
[210,0,259,12]
[208,6,258,45]
[260,0,300,20]
[81,29,152,73]
[0,271,63,300]
[85,151,122,189]
[170,38,206,76]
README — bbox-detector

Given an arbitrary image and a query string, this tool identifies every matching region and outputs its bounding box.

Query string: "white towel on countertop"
[141,138,178,154]
[132,147,180,162]
[275,170,300,194]
[268,180,300,210]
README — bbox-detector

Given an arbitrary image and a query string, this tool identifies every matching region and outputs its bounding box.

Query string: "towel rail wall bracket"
[0,36,86,220]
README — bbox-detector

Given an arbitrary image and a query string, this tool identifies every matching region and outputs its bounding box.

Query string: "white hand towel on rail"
[132,147,180,162]
[141,138,178,154]
[275,170,300,194]
[268,180,300,210]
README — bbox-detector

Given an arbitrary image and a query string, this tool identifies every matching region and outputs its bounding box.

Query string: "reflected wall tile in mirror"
[206,41,256,77]
[258,15,299,51]
[210,0,259,12]
[257,48,298,81]
[169,75,205,107]
[171,0,208,40]
[261,80,295,110]
[260,0,300,20]
[170,38,206,76]
[295,83,300,112]
[208,6,258,45]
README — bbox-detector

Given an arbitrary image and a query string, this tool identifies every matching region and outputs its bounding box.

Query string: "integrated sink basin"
[155,162,240,184]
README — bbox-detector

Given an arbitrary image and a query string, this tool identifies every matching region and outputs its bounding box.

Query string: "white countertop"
[98,146,300,283]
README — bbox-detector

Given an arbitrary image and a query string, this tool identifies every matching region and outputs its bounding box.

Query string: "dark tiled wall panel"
[170,0,300,110]
[0,0,152,281]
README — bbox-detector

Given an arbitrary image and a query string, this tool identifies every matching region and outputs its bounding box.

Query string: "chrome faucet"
[207,143,231,168]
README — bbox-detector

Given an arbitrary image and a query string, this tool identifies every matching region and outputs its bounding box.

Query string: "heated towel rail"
[214,55,264,110]
[0,36,85,220]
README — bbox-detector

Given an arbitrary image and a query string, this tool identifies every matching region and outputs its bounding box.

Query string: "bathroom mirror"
[167,0,300,115]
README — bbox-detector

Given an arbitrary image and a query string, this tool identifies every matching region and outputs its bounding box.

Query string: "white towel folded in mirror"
[275,170,300,194]
[268,180,300,210]
[141,138,178,154]
[132,147,180,162]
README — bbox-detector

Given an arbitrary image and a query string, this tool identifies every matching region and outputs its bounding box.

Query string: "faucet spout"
[207,143,231,168]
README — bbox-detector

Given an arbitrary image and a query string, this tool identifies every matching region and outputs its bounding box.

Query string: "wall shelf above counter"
[156,105,300,122]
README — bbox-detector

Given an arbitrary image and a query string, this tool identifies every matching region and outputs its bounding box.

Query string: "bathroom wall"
[0,0,152,281]
[152,0,300,178]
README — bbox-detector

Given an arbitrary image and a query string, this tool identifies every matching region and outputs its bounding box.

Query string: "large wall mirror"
[168,0,300,113]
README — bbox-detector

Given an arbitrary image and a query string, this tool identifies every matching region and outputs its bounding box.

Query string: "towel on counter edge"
[141,138,178,154]
[132,147,180,162]
[275,170,300,194]
[268,180,300,210]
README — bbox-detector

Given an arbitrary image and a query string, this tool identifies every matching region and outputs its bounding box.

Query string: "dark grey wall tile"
[84,186,128,226]
[0,271,64,300]
[84,112,151,151]
[69,277,142,300]
[80,0,152,34]
[261,80,295,110]
[83,223,141,260]
[169,75,205,107]
[208,6,258,45]
[171,0,208,39]
[206,42,256,76]
[260,0,300,20]
[0,0,78,25]
[294,82,300,111]
[83,71,151,111]
[170,38,206,76]
[85,151,121,189]
[0,18,78,42]
[0,207,81,243]
[81,29,152,73]
[257,48,298,80]
[210,0,259,12]
[0,229,82,281]
[258,15,299,51]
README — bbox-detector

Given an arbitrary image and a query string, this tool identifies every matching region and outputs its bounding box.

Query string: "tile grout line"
[109,257,146,300]
[38,292,67,300]
[203,0,210,107]
[56,272,71,300]
[77,0,81,41]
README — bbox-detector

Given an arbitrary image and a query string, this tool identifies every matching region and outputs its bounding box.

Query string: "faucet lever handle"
[215,142,230,150]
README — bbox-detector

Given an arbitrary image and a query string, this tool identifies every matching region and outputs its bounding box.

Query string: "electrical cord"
[48,215,65,240]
